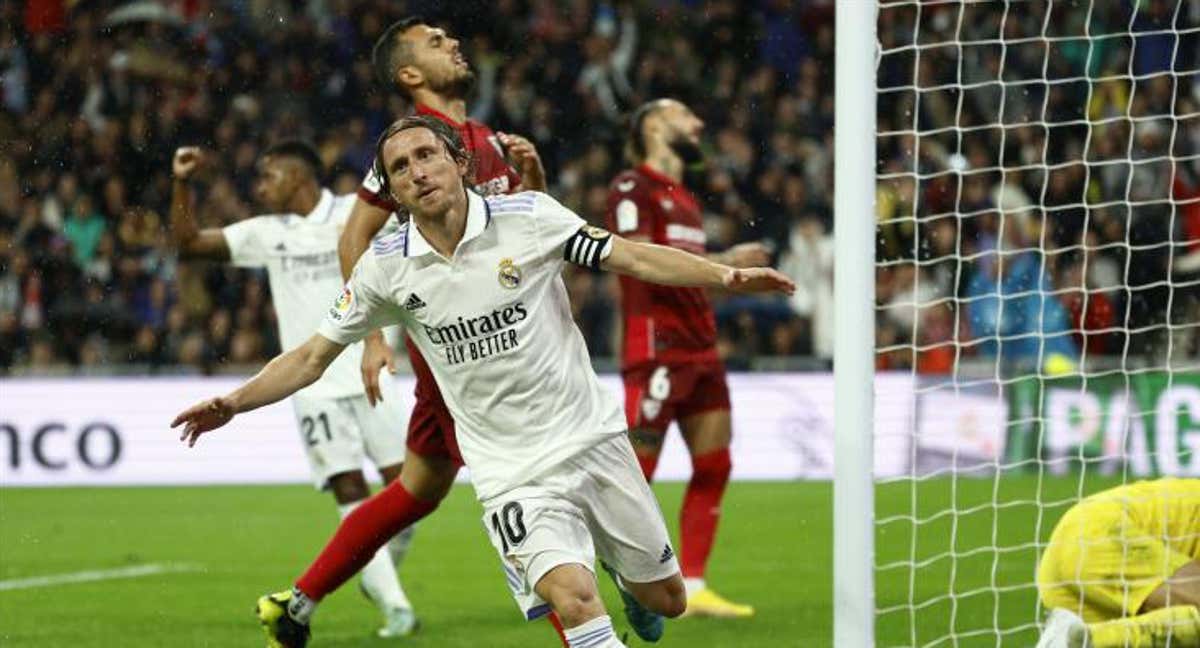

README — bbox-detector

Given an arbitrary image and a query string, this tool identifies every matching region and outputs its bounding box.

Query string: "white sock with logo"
[338,501,412,613]
[564,615,626,647]
[286,586,316,624]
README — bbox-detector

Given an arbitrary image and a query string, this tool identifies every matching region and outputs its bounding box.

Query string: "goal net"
[867,1,1200,645]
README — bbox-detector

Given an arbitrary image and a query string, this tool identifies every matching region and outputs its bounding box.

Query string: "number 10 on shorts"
[490,502,527,552]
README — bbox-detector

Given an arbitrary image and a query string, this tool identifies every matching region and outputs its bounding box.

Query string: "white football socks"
[287,587,316,624]
[564,615,626,648]
[683,577,706,596]
[338,501,412,613]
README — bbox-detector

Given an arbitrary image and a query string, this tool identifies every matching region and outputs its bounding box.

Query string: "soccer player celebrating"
[167,143,418,638]
[1036,478,1200,648]
[173,116,795,648]
[606,98,766,617]
[247,16,568,648]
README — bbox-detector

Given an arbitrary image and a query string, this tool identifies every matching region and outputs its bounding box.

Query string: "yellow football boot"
[255,590,310,648]
[683,587,755,618]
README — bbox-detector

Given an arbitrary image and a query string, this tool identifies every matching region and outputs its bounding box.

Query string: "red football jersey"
[606,164,719,368]
[358,103,523,210]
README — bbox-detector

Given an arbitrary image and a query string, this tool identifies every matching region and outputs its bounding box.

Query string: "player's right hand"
[173,146,203,180]
[171,397,235,447]
[361,332,397,407]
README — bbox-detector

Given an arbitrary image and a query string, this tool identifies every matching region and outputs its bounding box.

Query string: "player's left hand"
[723,267,796,296]
[723,242,771,268]
[361,331,396,407]
[499,132,547,192]
[171,397,235,447]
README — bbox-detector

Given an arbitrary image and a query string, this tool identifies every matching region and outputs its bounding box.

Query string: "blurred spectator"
[778,215,833,359]
[576,4,637,122]
[63,194,105,267]
[1057,257,1118,357]
[964,225,1079,374]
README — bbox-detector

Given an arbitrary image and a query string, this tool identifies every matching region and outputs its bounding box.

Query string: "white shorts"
[290,392,409,490]
[480,436,680,620]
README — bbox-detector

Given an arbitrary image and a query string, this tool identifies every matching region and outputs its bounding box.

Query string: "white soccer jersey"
[224,189,367,399]
[317,190,628,500]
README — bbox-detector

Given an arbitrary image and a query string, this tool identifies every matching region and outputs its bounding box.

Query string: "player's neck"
[642,149,684,183]
[287,183,321,215]
[414,91,468,124]
[411,186,469,258]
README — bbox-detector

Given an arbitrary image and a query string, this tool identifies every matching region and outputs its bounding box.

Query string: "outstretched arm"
[600,235,795,295]
[169,147,231,261]
[172,334,346,446]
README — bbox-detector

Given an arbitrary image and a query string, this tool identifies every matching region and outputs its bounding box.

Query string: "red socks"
[295,479,438,600]
[638,445,732,578]
[546,611,568,646]
[679,447,731,579]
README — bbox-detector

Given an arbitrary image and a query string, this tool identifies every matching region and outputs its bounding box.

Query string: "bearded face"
[669,134,704,166]
[660,102,706,165]
[402,25,476,100]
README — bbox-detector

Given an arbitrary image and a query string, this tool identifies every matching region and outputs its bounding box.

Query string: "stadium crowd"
[0,0,1196,375]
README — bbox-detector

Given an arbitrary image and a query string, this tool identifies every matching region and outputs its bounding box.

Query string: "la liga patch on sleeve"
[329,286,353,321]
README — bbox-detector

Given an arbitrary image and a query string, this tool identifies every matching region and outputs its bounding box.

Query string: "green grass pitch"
[0,475,1126,646]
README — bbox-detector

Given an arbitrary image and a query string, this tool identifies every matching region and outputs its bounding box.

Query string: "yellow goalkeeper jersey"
[1090,478,1200,561]
[1038,478,1200,621]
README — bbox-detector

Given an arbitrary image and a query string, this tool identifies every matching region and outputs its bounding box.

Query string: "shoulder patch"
[329,285,354,321]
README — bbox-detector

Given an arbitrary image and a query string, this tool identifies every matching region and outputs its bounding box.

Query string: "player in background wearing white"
[172,116,795,648]
[168,143,418,639]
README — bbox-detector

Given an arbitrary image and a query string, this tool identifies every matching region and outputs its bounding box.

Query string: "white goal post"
[834,1,879,647]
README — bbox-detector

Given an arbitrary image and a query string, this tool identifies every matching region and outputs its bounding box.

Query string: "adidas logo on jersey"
[404,293,427,311]
[659,544,675,564]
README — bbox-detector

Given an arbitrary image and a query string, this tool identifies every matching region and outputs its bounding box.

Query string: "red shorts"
[405,337,463,465]
[621,361,731,433]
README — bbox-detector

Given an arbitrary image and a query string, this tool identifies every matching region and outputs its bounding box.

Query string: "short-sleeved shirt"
[318,190,627,501]
[606,165,718,368]
[357,104,522,212]
[223,189,366,399]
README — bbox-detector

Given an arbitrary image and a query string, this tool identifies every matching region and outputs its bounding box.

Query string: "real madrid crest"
[498,257,522,289]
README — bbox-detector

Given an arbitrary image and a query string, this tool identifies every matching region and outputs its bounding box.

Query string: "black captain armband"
[564,226,614,269]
